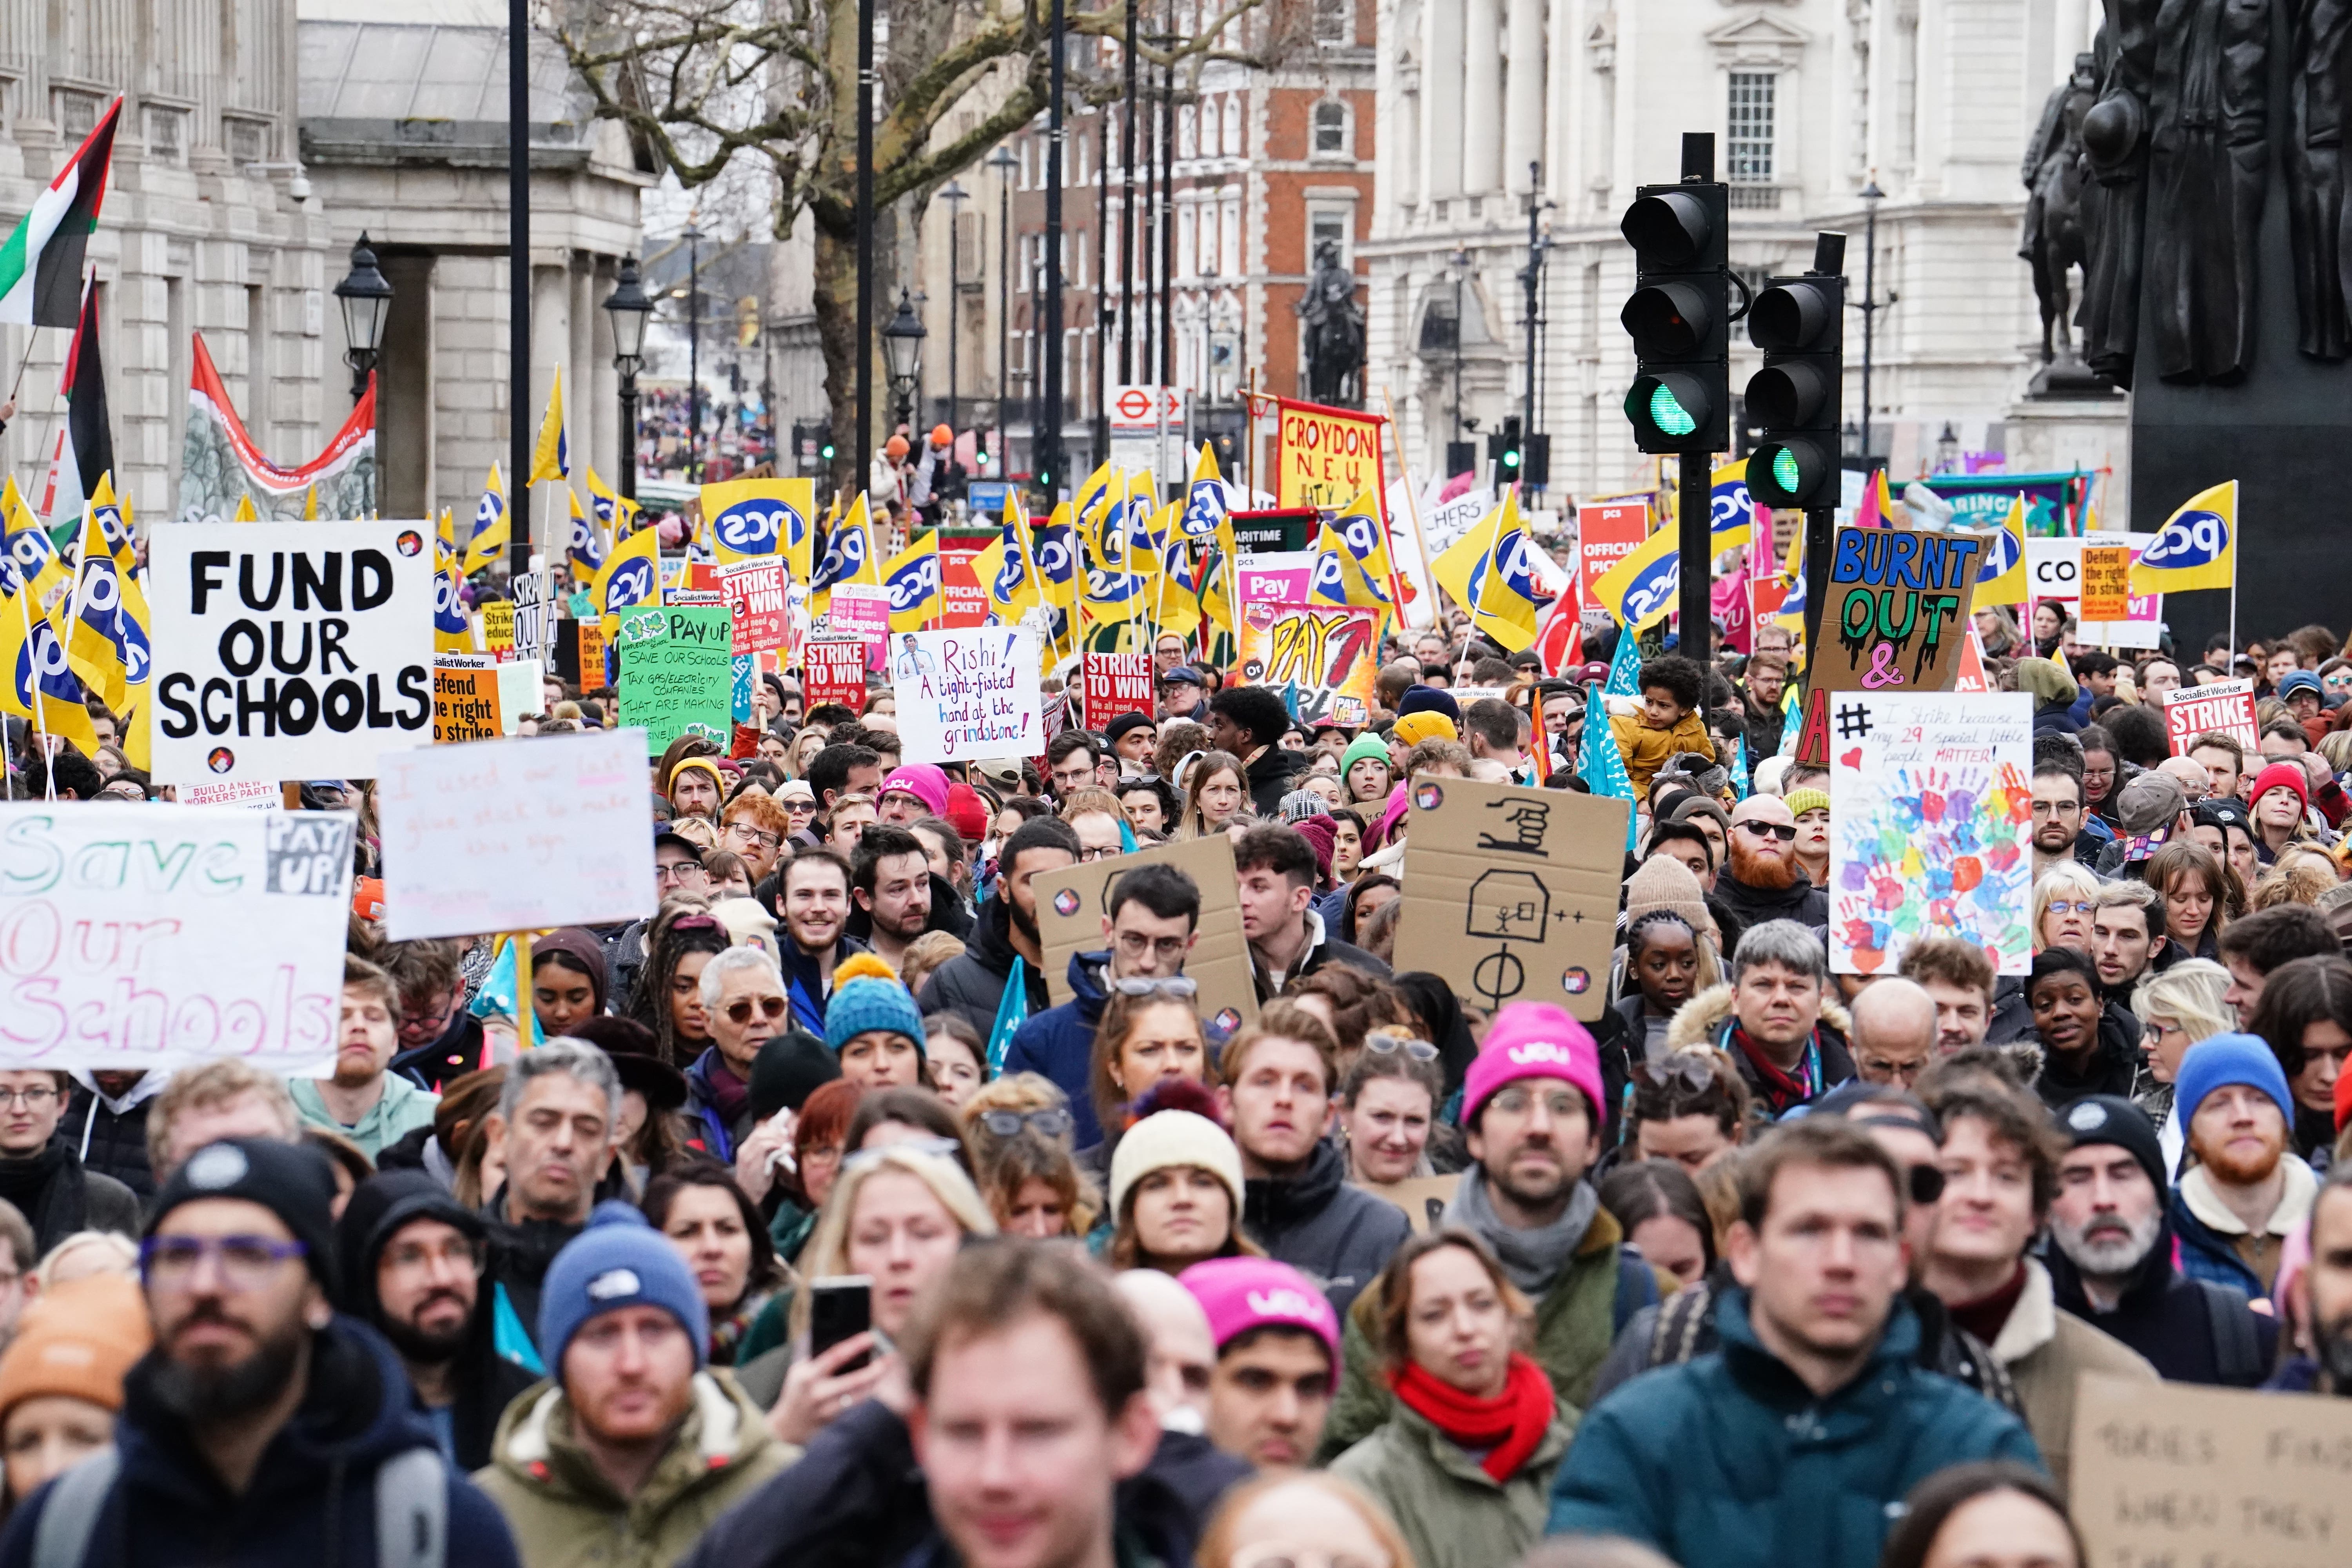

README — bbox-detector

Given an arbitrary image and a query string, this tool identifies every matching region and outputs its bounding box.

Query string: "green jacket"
[289,1073,440,1161]
[1330,1397,1575,1568]
[474,1368,796,1568]
[1319,1201,1653,1461]
[1545,1287,2042,1568]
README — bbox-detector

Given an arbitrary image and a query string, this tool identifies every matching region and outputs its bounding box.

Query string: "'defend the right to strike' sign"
[146,521,435,784]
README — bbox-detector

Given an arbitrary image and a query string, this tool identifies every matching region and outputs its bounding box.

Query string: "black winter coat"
[61,1078,156,1201]
[917,895,1053,1042]
[2044,1221,2278,1387]
[1710,869,1829,935]
[1240,1141,1413,1314]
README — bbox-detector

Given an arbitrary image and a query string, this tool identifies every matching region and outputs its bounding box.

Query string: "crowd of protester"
[2,601,2351,1568]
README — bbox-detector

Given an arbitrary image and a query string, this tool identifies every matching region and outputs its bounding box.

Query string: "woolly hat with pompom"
[824,953,927,1055]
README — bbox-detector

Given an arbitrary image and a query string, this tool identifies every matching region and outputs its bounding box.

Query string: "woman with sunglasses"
[1176,750,1249,838]
[1085,982,1210,1163]
[643,1158,786,1365]
[1328,1230,1575,1568]
[622,904,731,1066]
[775,778,820,847]
[754,1142,996,1442]
[1339,1034,1447,1186]
[2030,861,2103,954]
[822,955,931,1091]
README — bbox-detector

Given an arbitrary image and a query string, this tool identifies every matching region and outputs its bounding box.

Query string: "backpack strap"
[375,1447,447,1568]
[1646,1281,1715,1367]
[33,1448,120,1568]
[2195,1280,2262,1385]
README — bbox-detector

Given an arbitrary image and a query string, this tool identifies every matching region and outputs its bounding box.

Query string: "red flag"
[1533,572,1583,675]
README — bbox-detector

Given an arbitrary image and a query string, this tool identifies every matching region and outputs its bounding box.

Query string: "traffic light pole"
[1678,457,1712,655]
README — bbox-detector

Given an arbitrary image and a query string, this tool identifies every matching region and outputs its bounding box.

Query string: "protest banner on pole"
[1273,397,1387,515]
[892,626,1044,764]
[1034,834,1258,1036]
[577,617,608,692]
[720,557,790,654]
[938,532,994,626]
[804,639,869,712]
[0,803,355,1072]
[510,571,550,662]
[432,657,504,742]
[2078,543,2133,622]
[147,520,434,784]
[1237,602,1379,726]
[376,727,659,942]
[481,599,516,654]
[1808,524,1987,692]
[1827,691,2034,976]
[1392,778,1627,1021]
[618,605,734,756]
[1082,652,1154,731]
[1577,501,1650,606]
[2071,1373,2352,1568]
[830,581,891,666]
[2163,679,2260,755]
[2074,529,2164,649]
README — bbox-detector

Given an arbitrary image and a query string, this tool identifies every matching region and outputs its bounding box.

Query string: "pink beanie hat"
[878,764,950,817]
[1463,1001,1607,1132]
[1178,1256,1339,1368]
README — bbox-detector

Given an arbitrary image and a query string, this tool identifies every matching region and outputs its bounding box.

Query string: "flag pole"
[14,579,53,798]
[1375,388,1420,622]
[2227,480,2239,661]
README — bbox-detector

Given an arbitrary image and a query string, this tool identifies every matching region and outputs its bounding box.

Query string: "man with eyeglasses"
[1848,978,1937,1089]
[1322,1002,1661,1460]
[2030,758,2089,880]
[0,1139,521,1568]
[1545,1117,2041,1568]
[338,1170,535,1470]
[1047,732,1113,799]
[290,956,442,1162]
[0,1062,138,1259]
[1006,863,1203,1148]
[685,948,793,1162]
[1711,796,1828,935]
[609,828,713,1014]
[382,937,490,1093]
[719,789,793,890]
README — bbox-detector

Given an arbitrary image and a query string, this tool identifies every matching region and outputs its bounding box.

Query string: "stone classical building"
[1363,0,2123,507]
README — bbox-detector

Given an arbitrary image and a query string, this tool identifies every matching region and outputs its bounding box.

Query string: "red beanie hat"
[2249,761,2310,813]
[1291,814,1338,884]
[944,780,990,845]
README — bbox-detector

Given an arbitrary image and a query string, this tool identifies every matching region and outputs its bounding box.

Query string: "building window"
[1308,209,1349,271]
[1313,0,1351,45]
[1220,193,1240,276]
[144,104,189,165]
[53,89,101,139]
[1221,95,1243,158]
[1312,100,1346,156]
[224,115,271,166]
[1178,105,1196,160]
[1727,73,1775,184]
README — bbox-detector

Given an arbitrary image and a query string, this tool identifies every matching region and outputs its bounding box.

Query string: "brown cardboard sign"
[1031,833,1259,1039]
[1359,1174,1463,1234]
[1393,777,1627,1020]
[2070,1373,2352,1568]
[1810,524,1987,693]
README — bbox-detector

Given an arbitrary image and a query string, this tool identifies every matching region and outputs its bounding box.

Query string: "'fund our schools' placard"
[892,627,1043,764]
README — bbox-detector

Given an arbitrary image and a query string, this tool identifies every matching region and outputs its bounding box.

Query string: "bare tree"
[551,0,1297,491]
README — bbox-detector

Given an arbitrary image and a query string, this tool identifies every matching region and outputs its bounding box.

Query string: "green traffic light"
[1771,446,1802,492]
[1649,384,1698,438]
[821,444,836,459]
[1503,450,1521,468]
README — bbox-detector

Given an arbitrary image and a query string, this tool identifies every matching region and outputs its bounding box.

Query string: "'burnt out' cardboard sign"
[1032,833,1258,1042]
[1812,525,1986,693]
[1394,778,1625,1020]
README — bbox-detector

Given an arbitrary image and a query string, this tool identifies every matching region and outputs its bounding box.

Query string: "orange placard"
[2078,544,2132,622]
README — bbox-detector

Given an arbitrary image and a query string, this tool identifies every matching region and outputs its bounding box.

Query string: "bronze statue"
[1298,238,1365,407]
[2288,0,2352,360]
[2023,54,2100,364]
[2080,13,2152,386]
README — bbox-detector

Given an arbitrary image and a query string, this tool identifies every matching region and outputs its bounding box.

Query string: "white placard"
[511,571,551,663]
[0,804,354,1071]
[2026,535,2082,601]
[147,520,436,784]
[375,727,659,941]
[892,626,1044,764]
[176,779,281,809]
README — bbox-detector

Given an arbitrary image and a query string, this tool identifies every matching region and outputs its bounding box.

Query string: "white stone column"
[1504,0,1544,193]
[1425,0,1465,200]
[1461,0,1503,194]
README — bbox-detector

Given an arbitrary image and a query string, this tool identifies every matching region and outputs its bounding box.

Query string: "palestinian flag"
[36,278,111,531]
[0,98,120,327]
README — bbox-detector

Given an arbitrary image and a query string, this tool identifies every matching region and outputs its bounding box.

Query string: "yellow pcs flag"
[463,463,510,576]
[1430,489,1548,652]
[529,367,570,483]
[885,530,944,632]
[701,477,815,569]
[0,569,99,757]
[1586,514,1683,634]
[976,491,1040,622]
[2132,480,2236,593]
[1974,495,2030,606]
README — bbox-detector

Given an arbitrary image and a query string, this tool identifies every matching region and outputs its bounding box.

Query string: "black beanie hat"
[2056,1095,2167,1192]
[750,1027,842,1122]
[148,1138,341,1296]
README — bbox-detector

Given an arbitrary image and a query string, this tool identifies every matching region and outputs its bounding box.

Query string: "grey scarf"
[1443,1171,1597,1295]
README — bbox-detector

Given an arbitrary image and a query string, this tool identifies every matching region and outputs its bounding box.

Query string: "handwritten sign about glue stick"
[892,627,1044,764]
[0,803,355,1073]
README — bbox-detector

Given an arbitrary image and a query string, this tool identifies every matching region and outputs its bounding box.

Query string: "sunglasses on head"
[1112,976,1199,999]
[1364,1032,1439,1062]
[1635,1057,1716,1094]
[1739,820,1798,842]
[726,995,790,1025]
[670,914,720,932]
[978,1107,1074,1141]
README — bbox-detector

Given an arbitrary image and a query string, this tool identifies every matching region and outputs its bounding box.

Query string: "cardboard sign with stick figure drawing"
[1811,525,1988,693]
[1393,778,1626,1022]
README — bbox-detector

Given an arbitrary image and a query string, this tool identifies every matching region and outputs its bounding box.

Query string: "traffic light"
[973,428,992,469]
[1620,143,1729,455]
[1744,232,1846,510]
[1523,434,1551,488]
[1487,417,1524,478]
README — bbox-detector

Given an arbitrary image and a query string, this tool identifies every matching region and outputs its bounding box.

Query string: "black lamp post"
[987,144,1016,477]
[682,219,704,484]
[602,255,654,502]
[334,232,392,405]
[882,289,927,432]
[941,179,969,438]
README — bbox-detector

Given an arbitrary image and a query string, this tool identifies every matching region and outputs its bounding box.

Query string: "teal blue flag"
[1601,626,1642,697]
[1731,734,1751,800]
[1580,680,1640,852]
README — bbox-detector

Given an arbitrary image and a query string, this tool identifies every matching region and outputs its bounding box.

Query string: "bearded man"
[1712,796,1828,933]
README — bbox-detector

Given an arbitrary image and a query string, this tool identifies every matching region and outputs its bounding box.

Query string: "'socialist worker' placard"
[147,521,435,784]
[1393,777,1627,1020]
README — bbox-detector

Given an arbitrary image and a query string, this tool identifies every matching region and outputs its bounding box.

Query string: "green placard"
[619,605,735,755]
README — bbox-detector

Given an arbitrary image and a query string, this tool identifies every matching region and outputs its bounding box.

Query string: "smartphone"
[809,1275,873,1370]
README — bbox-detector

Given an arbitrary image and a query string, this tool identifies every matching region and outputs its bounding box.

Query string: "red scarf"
[1387,1353,1555,1482]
